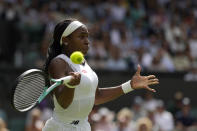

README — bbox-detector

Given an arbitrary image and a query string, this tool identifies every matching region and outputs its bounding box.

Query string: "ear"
[62,36,68,44]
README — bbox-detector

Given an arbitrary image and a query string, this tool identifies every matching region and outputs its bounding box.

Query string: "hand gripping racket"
[11,69,73,112]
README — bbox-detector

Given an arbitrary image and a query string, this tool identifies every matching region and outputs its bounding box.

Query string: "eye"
[79,34,88,39]
[79,35,84,39]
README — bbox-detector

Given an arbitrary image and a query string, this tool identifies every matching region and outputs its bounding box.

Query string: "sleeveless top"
[52,54,98,123]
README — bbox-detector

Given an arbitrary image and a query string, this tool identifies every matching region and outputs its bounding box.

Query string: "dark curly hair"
[44,18,76,76]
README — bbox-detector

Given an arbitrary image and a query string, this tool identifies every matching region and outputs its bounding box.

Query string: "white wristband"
[63,81,76,88]
[121,80,134,94]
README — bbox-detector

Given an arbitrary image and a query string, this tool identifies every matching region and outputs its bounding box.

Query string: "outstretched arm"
[94,65,159,105]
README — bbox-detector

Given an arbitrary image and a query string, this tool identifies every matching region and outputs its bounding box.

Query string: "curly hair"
[44,19,75,75]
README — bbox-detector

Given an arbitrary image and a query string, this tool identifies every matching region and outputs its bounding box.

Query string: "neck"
[62,47,72,57]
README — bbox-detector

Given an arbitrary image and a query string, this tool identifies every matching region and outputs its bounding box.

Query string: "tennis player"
[42,18,159,131]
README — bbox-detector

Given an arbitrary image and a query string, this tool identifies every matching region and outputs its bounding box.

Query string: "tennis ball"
[70,51,84,64]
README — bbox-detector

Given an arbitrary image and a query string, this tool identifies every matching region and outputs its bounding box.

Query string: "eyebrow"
[79,31,89,35]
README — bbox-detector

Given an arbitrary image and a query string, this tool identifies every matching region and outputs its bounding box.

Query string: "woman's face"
[67,26,90,55]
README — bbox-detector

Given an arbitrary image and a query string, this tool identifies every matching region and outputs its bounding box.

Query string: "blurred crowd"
[1,91,197,131]
[1,0,197,73]
[88,92,197,131]
[1,0,197,131]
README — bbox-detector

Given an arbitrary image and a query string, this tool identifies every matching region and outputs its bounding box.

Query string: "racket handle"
[39,76,73,103]
[51,76,73,83]
[60,76,73,84]
[59,76,75,88]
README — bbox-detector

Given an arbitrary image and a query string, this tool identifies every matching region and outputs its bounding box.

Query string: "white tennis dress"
[42,54,98,131]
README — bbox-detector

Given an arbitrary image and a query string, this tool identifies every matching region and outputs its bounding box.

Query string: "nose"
[84,38,89,45]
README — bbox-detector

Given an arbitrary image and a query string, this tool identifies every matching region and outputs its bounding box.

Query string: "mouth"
[84,45,89,50]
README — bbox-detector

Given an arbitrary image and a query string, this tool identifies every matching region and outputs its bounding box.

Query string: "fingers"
[69,72,81,78]
[135,64,141,76]
[146,75,156,80]
[148,81,159,86]
[70,72,81,80]
[146,80,158,93]
[145,75,158,85]
[69,72,79,75]
[146,77,159,92]
[149,81,159,85]
[146,75,159,85]
[148,78,159,83]
[145,86,156,93]
[68,72,81,85]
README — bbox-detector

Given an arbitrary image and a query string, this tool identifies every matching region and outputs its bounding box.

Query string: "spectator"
[87,39,108,69]
[184,62,197,81]
[93,107,115,131]
[110,22,122,46]
[188,29,197,61]
[0,118,8,131]
[110,1,127,22]
[167,91,184,116]
[106,45,128,71]
[131,96,146,121]
[173,51,190,71]
[148,48,175,72]
[175,97,196,129]
[142,91,158,112]
[113,108,136,131]
[136,117,153,131]
[0,109,7,124]
[129,1,145,23]
[146,109,159,131]
[25,108,44,131]
[154,100,174,131]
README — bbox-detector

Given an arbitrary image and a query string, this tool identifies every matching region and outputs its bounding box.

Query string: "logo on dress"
[82,70,87,73]
[70,120,79,125]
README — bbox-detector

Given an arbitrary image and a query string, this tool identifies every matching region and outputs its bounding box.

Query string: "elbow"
[94,100,100,106]
[94,96,102,105]
[56,95,73,109]
[54,88,75,109]
[94,88,102,105]
[58,100,73,109]
[59,102,70,109]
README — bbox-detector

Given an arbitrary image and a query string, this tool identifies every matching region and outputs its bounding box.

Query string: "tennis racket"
[11,69,73,112]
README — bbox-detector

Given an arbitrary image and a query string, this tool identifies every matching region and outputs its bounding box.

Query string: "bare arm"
[95,86,124,105]
[48,58,80,109]
[94,65,159,105]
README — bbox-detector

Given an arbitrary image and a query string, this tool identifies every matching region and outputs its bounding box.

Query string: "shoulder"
[49,57,68,69]
[48,57,70,78]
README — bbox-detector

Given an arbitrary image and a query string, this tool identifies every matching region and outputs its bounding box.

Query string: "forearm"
[94,86,125,105]
[94,65,159,105]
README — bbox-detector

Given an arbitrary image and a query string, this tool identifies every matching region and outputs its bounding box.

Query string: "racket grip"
[51,76,73,83]
[61,76,73,84]
[62,76,77,88]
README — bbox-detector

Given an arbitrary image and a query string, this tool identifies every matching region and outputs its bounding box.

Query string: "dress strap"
[56,54,78,71]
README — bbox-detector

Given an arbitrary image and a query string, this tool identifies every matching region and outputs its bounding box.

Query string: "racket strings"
[14,73,46,111]
[14,81,44,110]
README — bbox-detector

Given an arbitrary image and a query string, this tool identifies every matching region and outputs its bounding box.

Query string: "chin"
[82,51,87,55]
[82,49,88,55]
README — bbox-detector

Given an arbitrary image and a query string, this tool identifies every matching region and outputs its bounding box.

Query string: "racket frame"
[11,69,48,112]
[12,69,73,112]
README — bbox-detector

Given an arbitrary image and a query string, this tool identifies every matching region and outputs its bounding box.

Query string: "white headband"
[60,21,84,45]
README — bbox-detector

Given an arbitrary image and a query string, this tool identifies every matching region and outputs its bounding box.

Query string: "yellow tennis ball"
[70,51,84,64]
